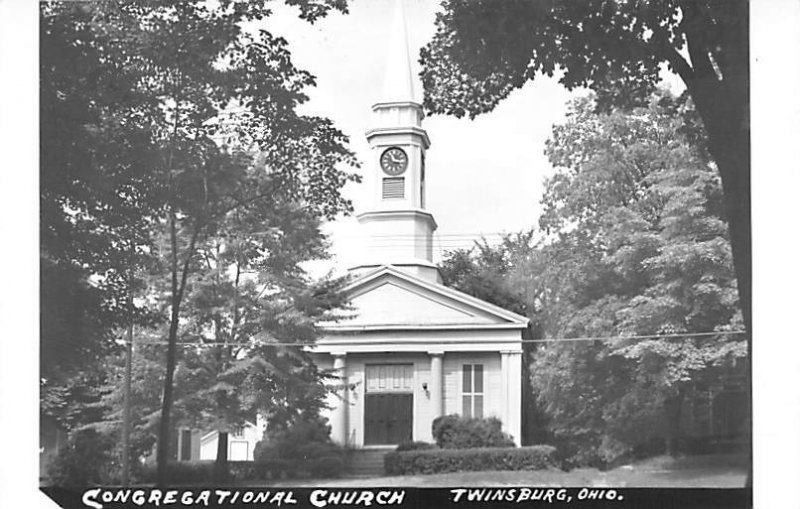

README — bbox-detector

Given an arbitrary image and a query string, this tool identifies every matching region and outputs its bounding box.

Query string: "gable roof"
[323,265,529,332]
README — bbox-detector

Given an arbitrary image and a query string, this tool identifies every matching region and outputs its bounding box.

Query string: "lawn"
[269,454,748,488]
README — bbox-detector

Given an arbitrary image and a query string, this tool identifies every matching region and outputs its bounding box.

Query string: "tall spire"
[355,0,439,283]
[380,0,418,104]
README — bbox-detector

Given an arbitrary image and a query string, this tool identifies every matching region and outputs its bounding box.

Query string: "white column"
[429,351,444,418]
[502,350,523,446]
[500,352,510,429]
[331,354,348,446]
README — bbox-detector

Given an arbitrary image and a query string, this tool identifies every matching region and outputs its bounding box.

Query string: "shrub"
[309,456,345,478]
[431,415,515,449]
[253,417,344,479]
[138,461,216,485]
[48,429,118,487]
[384,445,557,475]
[138,460,277,484]
[395,440,436,452]
[227,461,262,482]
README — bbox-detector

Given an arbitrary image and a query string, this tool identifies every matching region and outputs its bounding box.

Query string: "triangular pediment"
[326,265,528,331]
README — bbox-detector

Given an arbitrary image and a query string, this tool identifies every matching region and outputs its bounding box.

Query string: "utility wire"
[124,330,747,348]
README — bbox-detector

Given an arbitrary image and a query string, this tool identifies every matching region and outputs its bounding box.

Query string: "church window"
[462,364,484,418]
[382,177,405,199]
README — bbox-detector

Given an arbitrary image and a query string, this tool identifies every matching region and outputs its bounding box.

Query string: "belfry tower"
[351,0,440,283]
[315,0,528,453]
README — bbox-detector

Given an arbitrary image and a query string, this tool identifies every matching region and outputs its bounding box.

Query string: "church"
[311,1,529,450]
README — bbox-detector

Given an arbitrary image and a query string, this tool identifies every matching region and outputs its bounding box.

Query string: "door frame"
[363,363,415,446]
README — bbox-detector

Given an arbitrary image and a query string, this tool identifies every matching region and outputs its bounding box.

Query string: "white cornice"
[323,322,527,332]
[365,126,431,148]
[372,100,423,112]
[355,208,437,229]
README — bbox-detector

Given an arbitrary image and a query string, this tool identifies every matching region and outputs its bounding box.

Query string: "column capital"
[427,350,445,356]
[500,349,522,356]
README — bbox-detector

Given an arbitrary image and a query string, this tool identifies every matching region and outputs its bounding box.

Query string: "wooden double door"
[364,393,413,445]
[363,364,414,445]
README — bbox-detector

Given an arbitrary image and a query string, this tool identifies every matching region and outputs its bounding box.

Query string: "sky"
[259,0,578,274]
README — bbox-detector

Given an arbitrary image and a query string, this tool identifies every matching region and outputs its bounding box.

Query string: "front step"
[347,449,391,476]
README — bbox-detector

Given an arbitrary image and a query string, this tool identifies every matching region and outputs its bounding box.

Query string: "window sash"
[462,364,485,418]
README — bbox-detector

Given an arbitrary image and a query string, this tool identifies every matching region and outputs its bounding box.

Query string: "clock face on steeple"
[380,147,408,176]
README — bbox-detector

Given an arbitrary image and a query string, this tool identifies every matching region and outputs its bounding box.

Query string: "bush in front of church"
[395,440,436,452]
[253,417,345,479]
[384,445,557,475]
[432,415,515,449]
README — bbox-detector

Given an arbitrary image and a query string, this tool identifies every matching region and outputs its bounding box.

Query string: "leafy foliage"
[40,0,359,483]
[431,415,516,449]
[440,234,536,319]
[438,91,746,465]
[419,0,751,333]
[47,429,120,487]
[253,417,345,478]
[527,92,746,465]
[395,441,436,452]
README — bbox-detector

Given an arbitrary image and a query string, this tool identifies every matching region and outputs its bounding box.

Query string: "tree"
[440,234,535,319]
[440,92,746,463]
[527,92,746,463]
[40,0,359,485]
[169,207,348,480]
[40,0,163,401]
[419,0,751,334]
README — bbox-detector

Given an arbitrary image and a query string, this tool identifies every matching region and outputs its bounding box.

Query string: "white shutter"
[382,177,405,199]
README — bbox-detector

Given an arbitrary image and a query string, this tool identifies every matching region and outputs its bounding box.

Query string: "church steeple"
[351,0,440,283]
[380,0,417,104]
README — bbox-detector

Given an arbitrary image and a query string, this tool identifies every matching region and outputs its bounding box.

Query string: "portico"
[314,267,527,447]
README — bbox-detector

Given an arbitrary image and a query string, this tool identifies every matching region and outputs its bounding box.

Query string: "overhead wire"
[122,330,747,348]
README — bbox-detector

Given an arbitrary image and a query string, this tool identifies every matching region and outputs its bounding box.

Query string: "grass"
[256,453,748,488]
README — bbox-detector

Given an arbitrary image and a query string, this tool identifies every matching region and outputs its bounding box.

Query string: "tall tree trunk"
[155,212,200,486]
[668,0,750,333]
[699,105,751,335]
[214,431,230,482]
[687,68,752,487]
[155,213,183,487]
[677,19,752,480]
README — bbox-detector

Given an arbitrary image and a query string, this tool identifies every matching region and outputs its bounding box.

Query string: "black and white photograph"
[5,0,800,507]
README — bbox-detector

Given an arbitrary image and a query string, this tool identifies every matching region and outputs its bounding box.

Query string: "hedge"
[138,460,300,484]
[384,445,557,475]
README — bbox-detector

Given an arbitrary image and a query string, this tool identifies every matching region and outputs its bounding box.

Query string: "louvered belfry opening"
[382,177,405,199]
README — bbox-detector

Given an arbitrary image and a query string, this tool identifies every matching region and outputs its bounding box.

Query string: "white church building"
[311,1,529,449]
